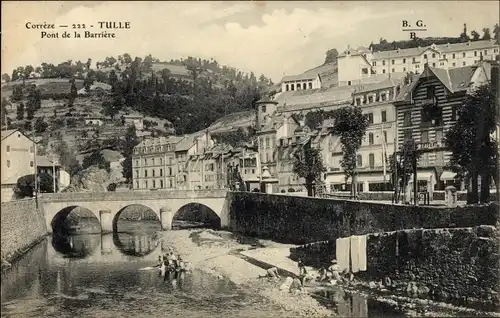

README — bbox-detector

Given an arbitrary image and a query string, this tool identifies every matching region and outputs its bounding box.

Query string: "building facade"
[1,130,35,202]
[338,40,499,86]
[393,63,491,193]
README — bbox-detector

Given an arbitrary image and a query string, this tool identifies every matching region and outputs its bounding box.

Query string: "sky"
[2,1,499,82]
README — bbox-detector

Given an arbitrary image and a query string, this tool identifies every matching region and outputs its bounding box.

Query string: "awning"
[409,171,435,181]
[326,174,346,184]
[440,171,457,180]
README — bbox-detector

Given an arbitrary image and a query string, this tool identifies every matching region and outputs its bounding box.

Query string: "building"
[326,78,402,193]
[281,73,322,92]
[85,116,104,126]
[393,63,491,194]
[337,40,499,86]
[132,135,183,190]
[123,114,145,131]
[177,131,213,190]
[1,129,36,202]
[36,155,71,192]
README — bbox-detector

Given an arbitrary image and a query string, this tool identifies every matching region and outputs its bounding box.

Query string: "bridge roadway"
[39,189,230,233]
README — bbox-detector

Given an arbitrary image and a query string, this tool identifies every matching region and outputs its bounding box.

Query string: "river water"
[1,231,287,318]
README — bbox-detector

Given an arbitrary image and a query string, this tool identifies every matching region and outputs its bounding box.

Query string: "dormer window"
[373,61,377,66]
[432,53,436,58]
[424,54,428,59]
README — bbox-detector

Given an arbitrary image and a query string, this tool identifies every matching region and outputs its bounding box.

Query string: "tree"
[82,150,111,172]
[11,85,23,102]
[68,79,78,107]
[34,117,48,133]
[16,102,25,120]
[445,84,498,204]
[494,23,500,44]
[24,65,34,79]
[120,126,139,183]
[292,139,326,196]
[389,139,422,203]
[471,30,480,41]
[1,97,10,126]
[15,173,54,198]
[482,28,491,40]
[324,48,339,64]
[2,73,10,82]
[52,137,82,176]
[460,23,470,42]
[330,106,369,198]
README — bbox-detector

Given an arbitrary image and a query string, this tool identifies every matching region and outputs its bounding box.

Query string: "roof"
[175,131,206,152]
[1,129,18,140]
[36,155,60,167]
[275,85,355,112]
[101,149,124,162]
[208,110,256,133]
[282,73,319,82]
[255,96,278,104]
[339,40,498,60]
[428,65,475,93]
[136,135,183,148]
[353,78,399,95]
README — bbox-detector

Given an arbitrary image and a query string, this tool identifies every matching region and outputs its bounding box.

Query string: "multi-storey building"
[281,73,322,92]
[393,62,492,193]
[177,131,213,190]
[132,135,183,190]
[338,40,499,86]
[1,129,36,201]
[329,79,401,193]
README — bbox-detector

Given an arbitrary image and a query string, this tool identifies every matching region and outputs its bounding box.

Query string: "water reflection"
[51,234,100,258]
[113,232,159,257]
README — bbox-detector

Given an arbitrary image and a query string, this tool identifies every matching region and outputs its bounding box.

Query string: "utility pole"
[491,62,500,203]
[32,124,38,208]
[413,141,418,206]
[52,153,56,193]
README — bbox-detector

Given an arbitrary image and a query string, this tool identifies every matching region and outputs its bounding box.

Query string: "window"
[145,170,148,177]
[367,113,374,124]
[6,160,10,167]
[404,111,412,126]
[144,159,147,166]
[432,63,436,67]
[347,81,352,86]
[404,130,412,141]
[308,82,312,89]
[452,53,456,59]
[382,69,386,74]
[369,153,375,168]
[373,61,377,66]
[356,155,362,167]
[265,137,270,148]
[382,60,386,66]
[484,50,488,56]
[286,84,289,91]
[451,106,457,121]
[463,61,466,66]
[462,52,466,58]
[436,129,443,143]
[160,168,163,176]
[412,57,416,63]
[474,51,477,57]
[169,167,172,175]
[424,54,427,59]
[383,131,388,143]
[145,181,148,189]
[421,131,429,143]
[136,160,139,166]
[152,169,155,177]
[302,83,307,90]
[152,180,156,188]
[426,86,435,98]
[262,105,266,113]
[135,170,139,178]
[381,110,387,122]
[362,68,368,74]
[291,84,295,91]
[265,153,269,162]
[452,62,456,67]
[159,158,163,165]
[403,67,406,72]
[392,68,395,72]
[432,53,435,58]
[135,181,139,189]
[403,58,406,63]
[392,60,395,65]
[160,180,164,188]
[6,145,10,152]
[440,62,444,66]
[368,133,374,145]
[443,54,446,59]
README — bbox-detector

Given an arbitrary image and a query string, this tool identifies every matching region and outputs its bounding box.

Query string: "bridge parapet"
[40,189,230,202]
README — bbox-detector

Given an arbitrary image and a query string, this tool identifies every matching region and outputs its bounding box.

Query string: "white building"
[337,40,499,86]
[85,116,104,126]
[1,130,36,202]
[281,73,322,92]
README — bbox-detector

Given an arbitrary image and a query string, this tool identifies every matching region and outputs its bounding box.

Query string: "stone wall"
[326,191,497,202]
[289,226,500,311]
[1,199,48,266]
[228,192,500,244]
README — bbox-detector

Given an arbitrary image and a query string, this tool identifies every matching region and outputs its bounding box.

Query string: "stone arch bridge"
[39,189,230,233]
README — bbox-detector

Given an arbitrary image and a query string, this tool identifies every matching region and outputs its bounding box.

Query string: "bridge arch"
[51,232,100,258]
[112,204,161,233]
[50,205,101,235]
[172,203,221,230]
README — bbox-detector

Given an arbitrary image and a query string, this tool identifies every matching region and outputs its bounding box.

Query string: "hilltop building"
[337,40,499,86]
[281,73,322,92]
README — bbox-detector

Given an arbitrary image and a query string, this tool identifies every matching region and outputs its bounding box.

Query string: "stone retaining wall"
[228,192,500,244]
[1,199,48,267]
[289,226,500,311]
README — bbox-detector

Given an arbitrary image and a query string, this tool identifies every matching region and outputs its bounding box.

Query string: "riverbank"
[1,199,48,271]
[160,229,333,317]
